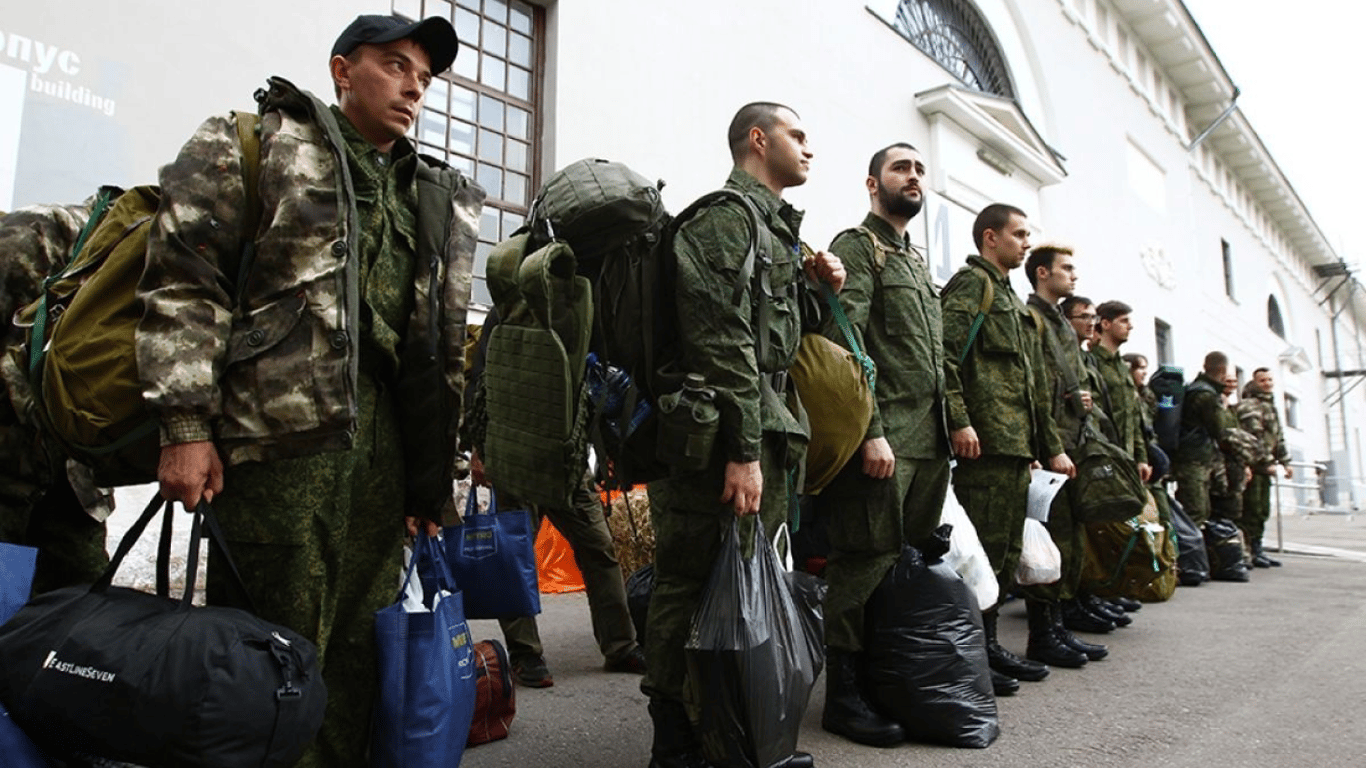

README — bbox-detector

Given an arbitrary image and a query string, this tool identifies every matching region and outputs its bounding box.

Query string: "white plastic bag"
[939,491,999,611]
[1015,517,1062,585]
[1027,468,1068,522]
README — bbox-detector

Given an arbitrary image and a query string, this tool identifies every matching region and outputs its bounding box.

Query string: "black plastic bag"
[685,521,822,768]
[1202,518,1247,580]
[1166,492,1209,585]
[865,544,999,748]
[626,564,654,642]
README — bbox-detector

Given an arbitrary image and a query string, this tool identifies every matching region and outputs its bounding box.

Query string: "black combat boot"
[1051,602,1108,661]
[1110,595,1143,611]
[1251,539,1282,568]
[1082,594,1132,626]
[648,699,714,768]
[983,609,1049,682]
[821,648,905,747]
[1024,601,1087,669]
[1061,598,1115,634]
[990,668,1020,696]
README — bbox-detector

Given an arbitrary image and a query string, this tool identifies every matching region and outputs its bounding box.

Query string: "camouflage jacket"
[941,255,1063,460]
[672,168,821,464]
[137,77,483,517]
[1236,383,1290,470]
[1024,293,1093,451]
[824,212,946,459]
[1175,373,1223,464]
[1091,343,1147,465]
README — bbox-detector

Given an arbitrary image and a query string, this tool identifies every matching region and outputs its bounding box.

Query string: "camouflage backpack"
[480,159,768,504]
[11,112,261,485]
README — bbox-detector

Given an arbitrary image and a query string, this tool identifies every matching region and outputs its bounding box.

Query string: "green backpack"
[13,112,261,485]
[1066,419,1147,523]
[479,159,768,504]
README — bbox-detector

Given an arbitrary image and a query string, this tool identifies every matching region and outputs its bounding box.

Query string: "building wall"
[3,0,1362,494]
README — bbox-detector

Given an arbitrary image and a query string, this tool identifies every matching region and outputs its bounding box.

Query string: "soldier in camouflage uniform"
[1237,368,1293,567]
[1210,374,1263,525]
[816,142,941,745]
[642,102,843,768]
[136,17,480,767]
[941,204,1074,694]
[0,201,112,594]
[1015,247,1113,669]
[1173,353,1241,527]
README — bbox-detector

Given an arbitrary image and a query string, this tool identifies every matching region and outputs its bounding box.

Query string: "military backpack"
[480,159,770,505]
[1147,364,1186,453]
[12,112,261,485]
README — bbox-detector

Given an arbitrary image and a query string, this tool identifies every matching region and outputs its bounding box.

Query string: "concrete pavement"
[461,546,1366,768]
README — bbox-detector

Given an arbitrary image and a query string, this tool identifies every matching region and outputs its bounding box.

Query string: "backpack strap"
[231,110,263,304]
[821,282,876,396]
[956,264,996,364]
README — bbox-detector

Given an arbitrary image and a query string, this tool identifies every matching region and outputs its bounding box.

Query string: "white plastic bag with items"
[939,491,999,611]
[1015,517,1062,585]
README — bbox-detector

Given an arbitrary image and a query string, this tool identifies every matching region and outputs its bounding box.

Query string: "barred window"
[393,0,543,306]
[892,0,1015,98]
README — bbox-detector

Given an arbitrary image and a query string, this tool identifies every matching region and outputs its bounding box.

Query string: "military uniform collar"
[967,253,1010,284]
[1091,343,1121,362]
[861,212,908,251]
[331,105,418,175]
[1026,292,1065,322]
[725,167,804,237]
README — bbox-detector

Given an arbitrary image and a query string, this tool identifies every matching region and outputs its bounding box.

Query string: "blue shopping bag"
[1,542,38,625]
[372,535,477,768]
[443,489,540,619]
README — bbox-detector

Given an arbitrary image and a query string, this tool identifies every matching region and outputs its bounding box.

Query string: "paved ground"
[103,491,1366,767]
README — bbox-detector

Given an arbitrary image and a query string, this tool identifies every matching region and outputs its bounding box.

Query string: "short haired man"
[1093,301,1151,483]
[817,142,945,744]
[642,102,843,768]
[1015,245,1111,668]
[137,15,479,765]
[1173,353,1234,528]
[941,204,1074,694]
[1236,368,1293,567]
[1061,295,1097,347]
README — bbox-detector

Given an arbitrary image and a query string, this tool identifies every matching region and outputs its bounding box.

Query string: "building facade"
[3,0,1362,506]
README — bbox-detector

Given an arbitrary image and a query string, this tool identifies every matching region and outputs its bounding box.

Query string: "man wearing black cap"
[137,14,481,766]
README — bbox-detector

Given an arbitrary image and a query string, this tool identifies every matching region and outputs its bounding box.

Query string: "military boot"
[647,699,714,768]
[983,609,1049,682]
[1061,598,1115,634]
[821,648,904,747]
[1082,594,1132,627]
[1024,601,1087,669]
[1251,539,1282,568]
[990,668,1020,696]
[1051,602,1108,661]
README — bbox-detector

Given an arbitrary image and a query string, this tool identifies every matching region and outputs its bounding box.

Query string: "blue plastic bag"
[1,542,38,624]
[443,489,540,619]
[372,535,477,768]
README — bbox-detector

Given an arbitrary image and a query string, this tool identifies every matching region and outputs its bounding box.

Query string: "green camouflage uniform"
[1091,344,1148,467]
[1236,382,1291,547]
[1021,293,1091,603]
[818,213,950,652]
[941,256,1063,601]
[642,168,819,708]
[1172,374,1226,525]
[1209,414,1267,521]
[0,200,111,593]
[138,80,482,768]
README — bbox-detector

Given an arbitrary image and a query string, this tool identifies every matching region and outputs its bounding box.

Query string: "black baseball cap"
[332,15,459,76]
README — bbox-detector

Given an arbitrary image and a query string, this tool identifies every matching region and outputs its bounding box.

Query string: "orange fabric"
[534,517,585,593]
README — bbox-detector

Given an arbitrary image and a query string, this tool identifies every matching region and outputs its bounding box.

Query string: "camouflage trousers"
[207,372,406,768]
[819,453,950,651]
[951,455,1032,608]
[1173,459,1213,526]
[641,435,791,707]
[499,473,637,665]
[1240,472,1273,546]
[1022,487,1082,603]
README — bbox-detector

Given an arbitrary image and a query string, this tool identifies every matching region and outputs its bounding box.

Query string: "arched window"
[893,0,1015,98]
[1267,295,1286,338]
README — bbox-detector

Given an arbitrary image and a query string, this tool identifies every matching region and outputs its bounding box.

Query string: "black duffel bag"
[0,495,326,767]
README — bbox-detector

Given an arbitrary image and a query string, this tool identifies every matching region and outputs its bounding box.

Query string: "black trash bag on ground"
[865,543,999,749]
[1167,492,1209,585]
[685,521,822,768]
[626,564,653,642]
[1203,518,1247,580]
